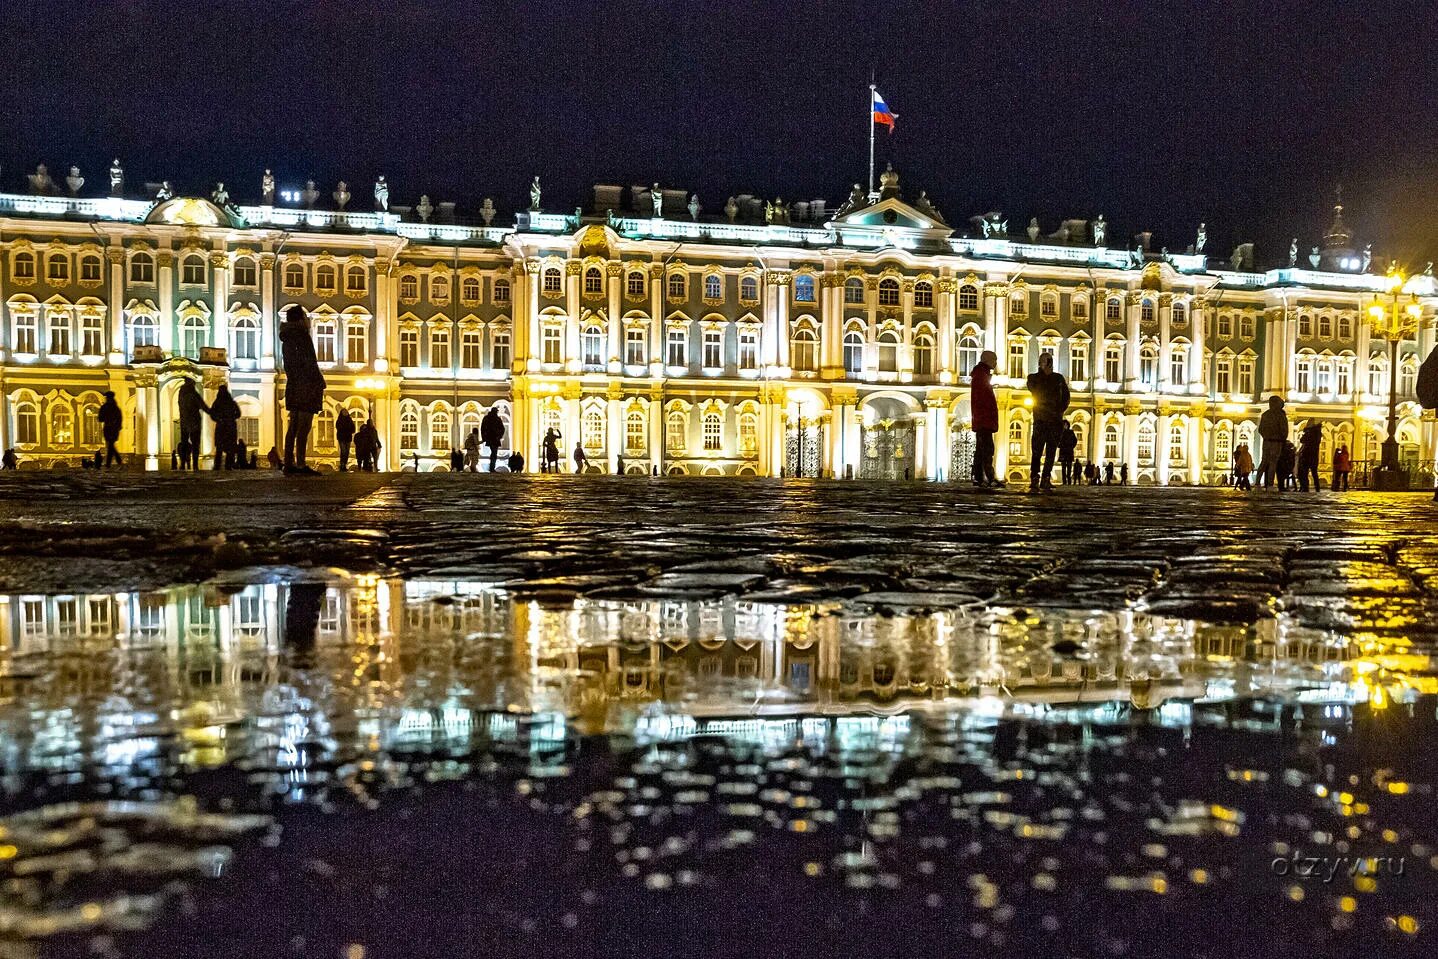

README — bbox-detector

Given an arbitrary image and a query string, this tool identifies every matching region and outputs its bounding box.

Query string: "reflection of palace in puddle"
[0,579,1396,765]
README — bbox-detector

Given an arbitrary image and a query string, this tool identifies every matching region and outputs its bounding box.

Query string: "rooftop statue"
[28,164,54,195]
[212,182,229,207]
[301,180,319,209]
[1309,246,1320,268]
[529,176,541,211]
[333,181,350,210]
[109,159,123,196]
[1289,238,1298,268]
[1092,214,1106,246]
[724,196,738,223]
[480,197,495,226]
[1195,222,1207,253]
[650,183,663,218]
[1027,217,1040,242]
[1362,243,1372,273]
[417,195,433,222]
[688,193,700,220]
[66,166,84,196]
[838,183,866,216]
[155,180,173,201]
[374,176,389,212]
[262,169,275,205]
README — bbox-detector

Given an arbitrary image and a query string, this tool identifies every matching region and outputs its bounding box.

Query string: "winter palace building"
[1,165,1435,483]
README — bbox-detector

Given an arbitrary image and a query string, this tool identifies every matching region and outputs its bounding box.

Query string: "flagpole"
[867,81,876,198]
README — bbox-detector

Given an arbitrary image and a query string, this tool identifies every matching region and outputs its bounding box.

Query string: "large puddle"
[1,571,1436,956]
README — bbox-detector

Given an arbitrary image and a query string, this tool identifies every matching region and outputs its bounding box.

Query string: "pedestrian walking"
[177,379,209,470]
[1104,462,1115,485]
[1233,443,1254,491]
[1296,423,1323,491]
[335,408,355,472]
[1059,421,1078,485]
[970,350,999,487]
[464,427,482,472]
[1120,463,1129,486]
[573,442,589,473]
[449,446,464,472]
[98,390,124,468]
[542,428,562,473]
[1,449,17,470]
[207,384,241,470]
[279,305,326,475]
[1278,440,1297,491]
[1257,395,1289,488]
[1333,444,1352,491]
[1026,353,1070,492]
[481,407,505,473]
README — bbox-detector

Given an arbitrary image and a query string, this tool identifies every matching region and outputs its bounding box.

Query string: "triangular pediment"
[829,196,950,233]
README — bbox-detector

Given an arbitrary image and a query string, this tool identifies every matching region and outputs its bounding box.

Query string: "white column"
[937,278,955,381]
[1156,411,1171,484]
[565,262,581,368]
[211,253,229,356]
[259,253,277,370]
[157,251,175,354]
[1189,414,1204,484]
[648,266,664,377]
[1188,301,1205,395]
[607,264,622,372]
[1157,295,1172,393]
[106,248,126,363]
[374,262,392,372]
[1124,293,1141,390]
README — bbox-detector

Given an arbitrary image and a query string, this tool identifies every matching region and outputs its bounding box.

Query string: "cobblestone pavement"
[1,473,1437,959]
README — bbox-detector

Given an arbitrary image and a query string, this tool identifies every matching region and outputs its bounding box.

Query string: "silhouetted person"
[970,349,999,486]
[480,407,504,473]
[280,304,326,475]
[207,384,241,470]
[1296,423,1323,491]
[177,379,209,469]
[2,449,17,470]
[176,437,194,471]
[283,581,325,659]
[542,428,561,473]
[507,451,525,473]
[1104,462,1114,485]
[464,427,482,472]
[1257,395,1288,488]
[267,445,283,470]
[1058,421,1078,484]
[1278,440,1297,491]
[1233,442,1254,491]
[355,422,381,471]
[98,390,123,468]
[235,438,249,470]
[449,446,464,472]
[1026,352,1070,492]
[249,450,258,469]
[1120,463,1129,486]
[1333,444,1352,491]
[335,408,355,472]
[92,450,102,469]
[573,442,588,473]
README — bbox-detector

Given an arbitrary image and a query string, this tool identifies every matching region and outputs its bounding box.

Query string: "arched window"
[1315,356,1332,394]
[914,280,933,308]
[493,278,511,304]
[130,314,157,350]
[1218,313,1234,338]
[80,255,101,283]
[626,410,647,453]
[624,325,646,366]
[129,252,154,284]
[794,275,816,303]
[1073,296,1089,319]
[738,411,758,455]
[1040,294,1057,317]
[843,330,863,373]
[1295,352,1314,393]
[740,275,759,302]
[1215,426,1233,466]
[1104,339,1124,383]
[233,257,257,287]
[1010,292,1027,315]
[461,276,481,303]
[1336,355,1354,395]
[844,278,865,304]
[1400,357,1418,396]
[346,266,367,295]
[232,315,259,360]
[626,271,646,298]
[1104,423,1120,461]
[1138,422,1155,462]
[1106,298,1123,322]
[1008,416,1026,458]
[14,402,39,445]
[47,253,69,282]
[1169,345,1186,386]
[312,318,336,364]
[704,274,722,299]
[913,332,934,375]
[430,274,449,302]
[702,411,723,451]
[1169,422,1185,463]
[877,330,899,372]
[738,328,758,370]
[181,255,207,286]
[878,278,900,307]
[667,272,687,299]
[401,407,419,450]
[1140,299,1155,325]
[791,327,817,372]
[314,264,337,293]
[958,284,979,311]
[430,409,452,451]
[49,405,73,447]
[542,267,563,294]
[1298,313,1313,339]
[1008,338,1027,378]
[398,274,419,300]
[666,410,687,452]
[1337,314,1353,339]
[14,252,36,280]
[584,267,603,295]
[1172,301,1187,326]
[958,332,982,375]
[284,263,306,291]
[1318,314,1332,339]
[181,316,208,359]
[1139,343,1158,385]
[80,403,101,446]
[582,324,605,368]
[583,407,606,453]
[345,320,368,364]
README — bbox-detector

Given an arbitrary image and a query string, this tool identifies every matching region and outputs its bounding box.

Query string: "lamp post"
[1366,270,1423,489]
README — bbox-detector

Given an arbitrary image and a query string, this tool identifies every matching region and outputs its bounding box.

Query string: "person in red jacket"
[970,350,999,486]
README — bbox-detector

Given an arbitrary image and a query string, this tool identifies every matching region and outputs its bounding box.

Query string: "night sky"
[3,0,1437,268]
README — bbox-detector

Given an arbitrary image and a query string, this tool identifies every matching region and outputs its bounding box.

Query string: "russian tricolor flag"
[872,90,896,132]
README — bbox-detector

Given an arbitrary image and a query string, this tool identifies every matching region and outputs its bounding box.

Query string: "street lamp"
[1366,270,1423,488]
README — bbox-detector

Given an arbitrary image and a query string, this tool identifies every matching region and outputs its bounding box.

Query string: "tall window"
[1138,423,1155,462]
[1216,355,1233,393]
[1008,417,1025,458]
[878,330,900,372]
[740,276,759,302]
[914,281,933,308]
[491,328,511,369]
[739,412,758,454]
[130,252,155,284]
[1172,302,1187,326]
[958,333,982,375]
[878,278,900,306]
[1218,314,1234,338]
[845,278,865,304]
[345,322,368,364]
[702,329,722,368]
[47,254,69,283]
[14,252,36,280]
[913,332,934,375]
[1337,314,1353,339]
[541,325,561,364]
[794,275,816,303]
[1400,358,1418,396]
[1008,340,1027,379]
[1139,343,1158,385]
[1318,314,1332,339]
[1237,356,1256,394]
[582,325,605,367]
[704,274,722,299]
[1295,355,1313,393]
[232,316,258,360]
[583,267,603,295]
[1298,314,1313,338]
[48,312,70,356]
[739,328,759,370]
[625,326,646,366]
[493,278,511,304]
[81,314,104,356]
[1104,424,1120,461]
[666,411,687,451]
[1073,297,1089,319]
[430,274,449,303]
[431,326,451,369]
[400,328,419,367]
[581,407,605,454]
[314,264,337,293]
[81,404,101,446]
[542,268,562,294]
[1215,427,1232,467]
[1106,298,1122,322]
[843,330,863,373]
[667,272,687,299]
[1336,356,1352,395]
[462,277,481,303]
[233,257,257,287]
[430,410,451,451]
[1169,346,1186,386]
[312,319,336,364]
[182,316,208,359]
[80,255,101,283]
[702,411,723,451]
[791,328,816,372]
[666,327,687,367]
[1140,300,1155,325]
[15,402,38,445]
[462,328,482,369]
[346,266,367,295]
[181,255,207,286]
[50,406,73,446]
[1169,423,1185,463]
[1239,315,1255,339]
[1104,341,1122,383]
[1010,293,1027,316]
[285,263,305,291]
[626,271,646,297]
[399,275,418,300]
[958,284,979,311]
[626,410,646,454]
[130,315,157,350]
[1070,342,1088,382]
[1040,295,1057,317]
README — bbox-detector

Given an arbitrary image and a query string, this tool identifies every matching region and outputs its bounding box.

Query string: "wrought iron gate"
[950,427,976,482]
[860,423,915,480]
[785,420,822,477]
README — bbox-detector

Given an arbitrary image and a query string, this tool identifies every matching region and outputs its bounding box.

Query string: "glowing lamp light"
[354,377,387,393]
[1023,396,1034,407]
[1220,402,1246,415]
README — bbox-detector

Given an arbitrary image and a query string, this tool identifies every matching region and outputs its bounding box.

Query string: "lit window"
[625,326,646,366]
[543,268,562,294]
[958,333,981,375]
[48,311,70,356]
[626,410,646,453]
[346,322,367,364]
[81,313,104,355]
[50,405,73,447]
[129,252,154,284]
[461,328,482,369]
[666,411,687,451]
[878,278,900,307]
[312,319,336,364]
[794,275,816,303]
[878,330,899,372]
[914,333,933,375]
[1008,340,1027,378]
[1138,423,1155,462]
[232,316,259,360]
[582,325,605,368]
[1070,343,1088,382]
[491,328,511,369]
[958,284,979,311]
[914,281,933,308]
[844,278,864,304]
[739,328,759,370]
[666,327,687,367]
[1169,423,1184,463]
[233,257,257,287]
[702,411,723,451]
[738,412,758,454]
[430,410,451,451]
[702,328,722,368]
[400,327,419,367]
[431,326,451,369]
[843,330,863,373]
[542,325,562,365]
[789,328,814,372]
[704,274,722,299]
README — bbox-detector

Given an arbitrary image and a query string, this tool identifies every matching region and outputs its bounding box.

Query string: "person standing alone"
[207,384,241,470]
[1026,352,1070,492]
[335,408,355,472]
[480,406,505,473]
[280,305,327,475]
[969,350,999,487]
[177,380,209,470]
[1058,421,1078,485]
[98,390,123,468]
[1256,395,1288,489]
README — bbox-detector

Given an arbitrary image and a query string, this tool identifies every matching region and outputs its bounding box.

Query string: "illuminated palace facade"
[1,168,1435,482]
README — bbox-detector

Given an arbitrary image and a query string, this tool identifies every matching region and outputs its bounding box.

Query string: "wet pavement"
[1,473,1437,958]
